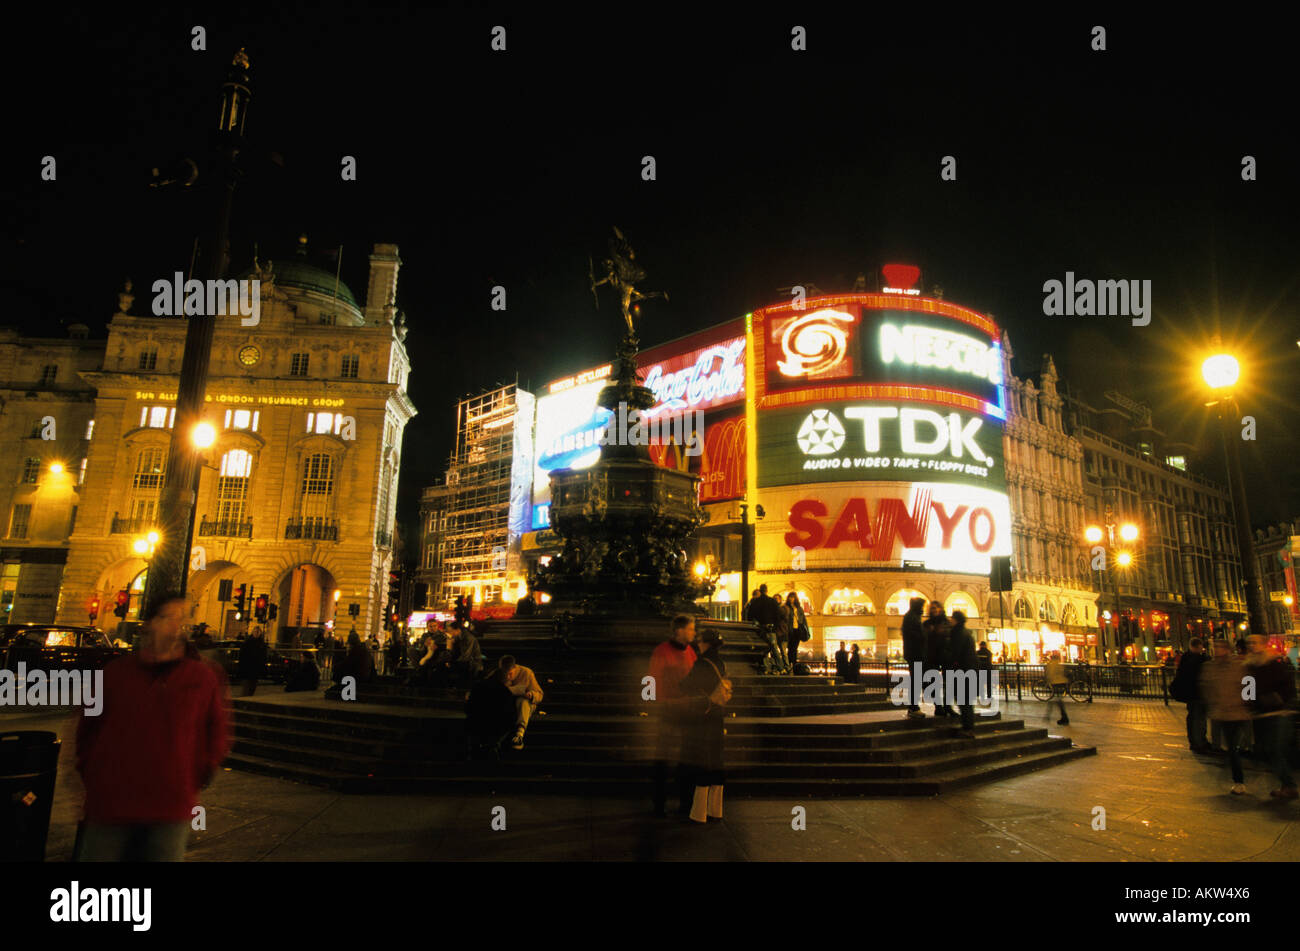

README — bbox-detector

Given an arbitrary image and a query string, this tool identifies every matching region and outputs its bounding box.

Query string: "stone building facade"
[0,326,102,622]
[54,241,416,642]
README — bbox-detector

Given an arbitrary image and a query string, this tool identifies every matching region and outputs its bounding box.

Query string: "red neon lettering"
[785,499,828,550]
[870,490,932,560]
[930,502,969,548]
[825,497,875,549]
[968,506,995,552]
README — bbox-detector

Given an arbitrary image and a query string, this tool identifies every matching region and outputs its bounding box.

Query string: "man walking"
[1201,638,1251,794]
[1169,637,1211,752]
[75,592,230,861]
[901,596,926,718]
[647,615,698,817]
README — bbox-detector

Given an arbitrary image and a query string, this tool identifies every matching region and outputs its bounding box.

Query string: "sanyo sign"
[878,322,1002,386]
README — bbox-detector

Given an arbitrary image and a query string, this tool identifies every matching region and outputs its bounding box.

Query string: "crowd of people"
[741,584,810,674]
[900,596,988,738]
[1170,634,1297,797]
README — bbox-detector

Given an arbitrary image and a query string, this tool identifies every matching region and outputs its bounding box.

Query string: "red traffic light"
[255,595,268,610]
[115,590,129,607]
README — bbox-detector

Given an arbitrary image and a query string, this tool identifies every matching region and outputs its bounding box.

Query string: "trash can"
[0,731,62,862]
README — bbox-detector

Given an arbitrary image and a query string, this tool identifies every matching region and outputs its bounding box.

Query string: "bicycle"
[1031,678,1088,702]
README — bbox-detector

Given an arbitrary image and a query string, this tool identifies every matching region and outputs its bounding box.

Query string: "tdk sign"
[798,406,991,464]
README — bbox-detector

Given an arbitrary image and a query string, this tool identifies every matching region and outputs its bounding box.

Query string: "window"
[224,409,260,432]
[133,448,166,490]
[217,450,253,524]
[85,419,95,440]
[68,506,78,536]
[78,457,87,485]
[140,406,175,429]
[302,454,334,496]
[290,353,310,376]
[21,458,41,484]
[138,349,158,371]
[306,412,342,435]
[340,354,359,379]
[29,419,44,438]
[39,364,58,385]
[9,504,31,539]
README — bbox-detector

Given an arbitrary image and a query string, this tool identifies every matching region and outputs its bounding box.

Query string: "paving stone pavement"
[6,697,1299,862]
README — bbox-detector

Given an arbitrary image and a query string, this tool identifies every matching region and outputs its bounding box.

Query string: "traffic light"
[233,584,246,617]
[387,570,402,608]
[114,589,130,619]
[89,597,100,621]
[267,602,278,621]
[217,578,233,602]
[254,594,268,623]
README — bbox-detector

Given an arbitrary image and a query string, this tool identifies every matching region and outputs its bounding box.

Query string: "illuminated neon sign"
[879,323,1002,386]
[642,337,745,414]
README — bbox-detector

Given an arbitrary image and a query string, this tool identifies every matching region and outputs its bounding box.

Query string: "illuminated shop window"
[823,589,874,617]
[944,592,980,618]
[886,589,926,616]
[224,409,260,432]
[1039,599,1058,622]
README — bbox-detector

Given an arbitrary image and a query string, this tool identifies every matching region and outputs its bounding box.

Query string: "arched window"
[217,449,253,524]
[1061,603,1078,626]
[1013,596,1033,619]
[886,589,926,616]
[824,588,874,617]
[945,592,980,619]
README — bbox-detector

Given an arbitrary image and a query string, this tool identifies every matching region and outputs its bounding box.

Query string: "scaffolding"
[436,384,525,608]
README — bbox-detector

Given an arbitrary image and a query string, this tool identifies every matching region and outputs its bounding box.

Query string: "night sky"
[6,7,1299,553]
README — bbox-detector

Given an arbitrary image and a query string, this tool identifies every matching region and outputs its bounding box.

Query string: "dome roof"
[239,252,358,308]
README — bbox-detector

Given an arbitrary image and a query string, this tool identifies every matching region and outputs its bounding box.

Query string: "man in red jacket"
[75,592,230,861]
[648,615,697,817]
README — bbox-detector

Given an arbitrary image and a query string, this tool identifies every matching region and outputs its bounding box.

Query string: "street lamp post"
[1086,509,1139,664]
[1202,350,1269,638]
[142,50,251,619]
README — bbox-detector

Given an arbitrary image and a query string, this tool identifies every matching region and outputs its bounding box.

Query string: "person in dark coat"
[901,596,927,718]
[947,611,978,737]
[236,627,268,696]
[1169,637,1210,751]
[847,644,861,684]
[464,663,518,757]
[975,641,994,704]
[783,592,810,668]
[923,601,956,716]
[834,643,849,682]
[751,584,790,674]
[1244,635,1298,799]
[678,628,728,823]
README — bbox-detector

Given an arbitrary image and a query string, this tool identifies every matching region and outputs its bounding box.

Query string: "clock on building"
[237,345,261,367]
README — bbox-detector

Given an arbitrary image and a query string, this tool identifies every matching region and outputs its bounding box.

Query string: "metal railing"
[110,515,150,534]
[285,518,339,541]
[198,518,253,539]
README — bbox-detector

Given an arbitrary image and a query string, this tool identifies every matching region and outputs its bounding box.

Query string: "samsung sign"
[758,401,1005,488]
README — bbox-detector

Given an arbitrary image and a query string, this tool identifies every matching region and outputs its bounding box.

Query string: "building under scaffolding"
[435,383,535,610]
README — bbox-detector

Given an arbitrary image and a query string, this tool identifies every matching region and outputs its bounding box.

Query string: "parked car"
[206,639,294,685]
[0,623,132,673]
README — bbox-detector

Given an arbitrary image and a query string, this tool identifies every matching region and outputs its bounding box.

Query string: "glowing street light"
[1084,526,1103,544]
[48,462,64,475]
[1201,353,1241,391]
[132,538,149,555]
[1116,551,1133,568]
[192,420,218,449]
[1119,523,1139,543]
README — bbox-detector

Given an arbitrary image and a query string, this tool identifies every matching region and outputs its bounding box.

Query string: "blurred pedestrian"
[947,611,978,738]
[784,592,809,668]
[834,642,849,683]
[647,615,697,817]
[923,601,955,716]
[847,644,861,684]
[236,626,268,696]
[1201,638,1251,794]
[1169,637,1210,752]
[1244,635,1298,799]
[1044,651,1069,725]
[679,628,729,823]
[75,592,229,861]
[902,596,926,719]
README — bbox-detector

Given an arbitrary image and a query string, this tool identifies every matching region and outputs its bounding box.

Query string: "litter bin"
[0,731,62,862]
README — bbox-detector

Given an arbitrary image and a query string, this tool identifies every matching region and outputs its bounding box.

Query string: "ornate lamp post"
[1202,348,1268,638]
